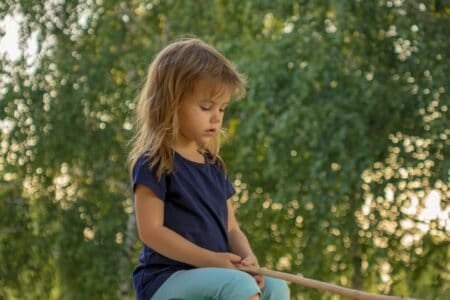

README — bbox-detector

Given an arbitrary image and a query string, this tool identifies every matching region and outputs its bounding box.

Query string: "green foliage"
[1,1,448,299]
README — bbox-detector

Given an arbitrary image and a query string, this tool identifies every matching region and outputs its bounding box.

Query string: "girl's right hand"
[212,252,242,269]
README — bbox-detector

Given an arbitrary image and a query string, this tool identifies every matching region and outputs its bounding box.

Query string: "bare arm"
[227,200,264,288]
[135,184,241,269]
[227,201,257,260]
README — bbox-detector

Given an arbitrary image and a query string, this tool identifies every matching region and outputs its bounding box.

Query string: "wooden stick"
[238,266,417,300]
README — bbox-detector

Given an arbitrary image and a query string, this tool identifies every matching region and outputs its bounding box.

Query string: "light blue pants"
[151,267,290,300]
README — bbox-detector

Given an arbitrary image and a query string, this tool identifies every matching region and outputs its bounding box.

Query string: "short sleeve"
[132,155,167,201]
[225,176,236,200]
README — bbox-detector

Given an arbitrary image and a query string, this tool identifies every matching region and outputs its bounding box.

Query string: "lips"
[205,128,217,136]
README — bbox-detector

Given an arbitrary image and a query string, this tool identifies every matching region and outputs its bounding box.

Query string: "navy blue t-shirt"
[132,151,235,300]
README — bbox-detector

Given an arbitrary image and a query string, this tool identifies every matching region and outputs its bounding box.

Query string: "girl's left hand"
[239,255,265,289]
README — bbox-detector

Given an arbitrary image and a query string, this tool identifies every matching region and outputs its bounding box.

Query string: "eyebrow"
[200,99,230,106]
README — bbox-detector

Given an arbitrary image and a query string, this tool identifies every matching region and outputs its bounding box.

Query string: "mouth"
[205,129,217,136]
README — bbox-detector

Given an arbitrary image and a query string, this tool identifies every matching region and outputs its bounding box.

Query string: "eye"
[200,106,211,111]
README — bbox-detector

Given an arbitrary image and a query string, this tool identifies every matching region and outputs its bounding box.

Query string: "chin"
[196,140,208,148]
[198,138,213,148]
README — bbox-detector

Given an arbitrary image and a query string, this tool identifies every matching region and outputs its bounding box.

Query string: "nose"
[211,110,222,124]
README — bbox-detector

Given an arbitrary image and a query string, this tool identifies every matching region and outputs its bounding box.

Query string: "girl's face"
[176,79,231,151]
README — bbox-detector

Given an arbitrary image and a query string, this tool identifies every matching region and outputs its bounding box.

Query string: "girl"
[128,38,290,300]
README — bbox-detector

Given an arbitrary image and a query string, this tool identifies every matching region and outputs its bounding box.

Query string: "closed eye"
[220,105,228,113]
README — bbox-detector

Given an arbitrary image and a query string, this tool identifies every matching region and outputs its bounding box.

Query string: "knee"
[219,270,260,300]
[262,277,290,300]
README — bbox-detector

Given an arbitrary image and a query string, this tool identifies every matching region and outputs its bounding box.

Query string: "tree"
[1,1,448,299]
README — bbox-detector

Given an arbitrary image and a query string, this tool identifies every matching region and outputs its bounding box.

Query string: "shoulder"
[133,153,152,173]
[131,152,169,198]
[132,152,168,182]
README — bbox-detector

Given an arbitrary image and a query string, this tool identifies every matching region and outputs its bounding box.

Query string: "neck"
[172,142,205,164]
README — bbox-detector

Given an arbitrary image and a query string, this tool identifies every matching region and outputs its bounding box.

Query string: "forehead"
[189,78,233,102]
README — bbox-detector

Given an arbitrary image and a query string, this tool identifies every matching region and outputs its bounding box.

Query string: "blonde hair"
[128,38,246,179]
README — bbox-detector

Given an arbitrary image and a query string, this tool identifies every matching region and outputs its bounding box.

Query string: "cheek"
[196,110,211,121]
[178,110,201,132]
[178,108,194,125]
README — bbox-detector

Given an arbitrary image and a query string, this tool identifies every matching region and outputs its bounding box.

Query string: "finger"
[228,253,243,263]
[241,257,256,265]
[257,276,265,288]
[254,274,263,281]
[259,280,265,289]
[254,275,264,288]
[243,260,258,267]
[228,262,238,270]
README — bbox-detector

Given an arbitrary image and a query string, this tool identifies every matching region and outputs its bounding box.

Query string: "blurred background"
[0,1,449,299]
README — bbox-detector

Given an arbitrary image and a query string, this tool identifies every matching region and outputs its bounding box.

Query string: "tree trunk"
[351,191,363,291]
[118,181,137,300]
[119,210,136,299]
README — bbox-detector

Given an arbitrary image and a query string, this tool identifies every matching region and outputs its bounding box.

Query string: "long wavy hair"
[128,38,246,179]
